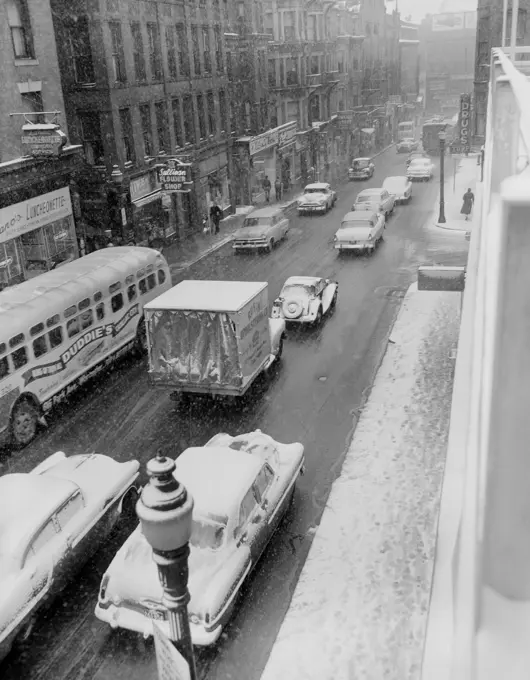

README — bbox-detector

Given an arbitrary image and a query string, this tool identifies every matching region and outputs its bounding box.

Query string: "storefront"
[130,169,171,247]
[295,129,311,187]
[0,186,79,289]
[277,123,297,191]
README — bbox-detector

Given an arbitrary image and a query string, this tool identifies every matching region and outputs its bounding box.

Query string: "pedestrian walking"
[460,188,474,221]
[274,177,282,202]
[210,202,222,234]
[263,175,271,203]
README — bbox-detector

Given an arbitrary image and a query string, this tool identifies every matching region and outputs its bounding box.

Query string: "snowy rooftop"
[144,280,268,313]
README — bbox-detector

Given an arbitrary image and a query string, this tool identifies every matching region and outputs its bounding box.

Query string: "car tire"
[330,289,338,309]
[121,488,139,522]
[275,337,284,361]
[10,398,40,449]
[314,307,323,325]
[17,616,37,646]
[267,238,274,253]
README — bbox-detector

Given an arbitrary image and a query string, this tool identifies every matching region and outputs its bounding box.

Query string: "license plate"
[145,608,165,620]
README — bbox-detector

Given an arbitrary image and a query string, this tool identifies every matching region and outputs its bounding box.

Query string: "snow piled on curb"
[260,283,461,680]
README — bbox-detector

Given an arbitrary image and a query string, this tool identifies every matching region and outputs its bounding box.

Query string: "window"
[96,303,105,321]
[192,26,201,75]
[67,16,94,84]
[226,51,233,79]
[203,27,211,73]
[237,488,257,533]
[0,357,9,380]
[147,23,162,80]
[268,59,276,88]
[30,322,44,337]
[283,11,296,40]
[197,94,206,139]
[48,326,63,348]
[166,26,177,79]
[131,22,146,81]
[10,333,24,348]
[139,104,154,157]
[67,317,80,338]
[139,278,147,295]
[219,90,227,131]
[12,346,28,370]
[118,108,135,164]
[56,494,84,529]
[207,91,216,135]
[78,112,105,165]
[94,292,102,303]
[253,464,274,503]
[127,284,137,301]
[176,24,190,77]
[79,298,90,311]
[214,27,222,71]
[7,0,33,59]
[111,293,124,313]
[172,99,183,147]
[21,91,44,123]
[28,520,57,560]
[109,281,121,294]
[155,101,170,154]
[308,14,317,41]
[109,22,126,82]
[158,269,166,285]
[147,273,157,290]
[33,335,48,359]
[183,95,195,143]
[80,310,93,330]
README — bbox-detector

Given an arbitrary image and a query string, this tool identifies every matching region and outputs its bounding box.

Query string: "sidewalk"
[260,283,461,680]
[434,155,481,231]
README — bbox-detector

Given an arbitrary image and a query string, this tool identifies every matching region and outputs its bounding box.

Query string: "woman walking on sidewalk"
[461,188,474,221]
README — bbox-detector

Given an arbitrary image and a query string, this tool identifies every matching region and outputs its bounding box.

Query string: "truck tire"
[135,318,148,356]
[10,398,40,449]
[276,337,284,361]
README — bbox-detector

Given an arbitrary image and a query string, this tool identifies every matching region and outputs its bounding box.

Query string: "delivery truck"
[144,280,286,398]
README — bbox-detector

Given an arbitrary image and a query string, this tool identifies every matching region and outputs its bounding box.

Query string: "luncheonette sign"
[0,187,73,245]
[21,124,67,158]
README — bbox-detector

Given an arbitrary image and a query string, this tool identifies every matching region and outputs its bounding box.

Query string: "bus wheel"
[10,399,40,449]
[135,318,148,356]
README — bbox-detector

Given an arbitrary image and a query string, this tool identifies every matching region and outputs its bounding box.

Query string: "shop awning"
[361,128,375,134]
[133,190,162,208]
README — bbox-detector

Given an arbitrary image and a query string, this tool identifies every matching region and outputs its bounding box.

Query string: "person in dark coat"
[274,177,282,202]
[461,188,474,221]
[210,203,222,234]
[262,175,271,203]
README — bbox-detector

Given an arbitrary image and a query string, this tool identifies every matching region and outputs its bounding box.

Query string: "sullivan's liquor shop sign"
[22,305,139,386]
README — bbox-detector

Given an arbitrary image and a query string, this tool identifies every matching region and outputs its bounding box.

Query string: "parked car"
[407,157,435,181]
[271,276,338,325]
[297,183,337,215]
[382,176,413,204]
[334,210,385,254]
[396,138,419,153]
[233,207,289,252]
[406,151,428,167]
[348,158,375,180]
[0,451,140,661]
[352,188,395,217]
[95,430,305,646]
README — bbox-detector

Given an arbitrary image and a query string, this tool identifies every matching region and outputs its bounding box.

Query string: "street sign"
[21,123,67,158]
[337,110,354,130]
[153,623,191,680]
[159,158,192,193]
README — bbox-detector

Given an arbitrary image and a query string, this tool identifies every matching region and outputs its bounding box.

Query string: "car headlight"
[189,613,200,625]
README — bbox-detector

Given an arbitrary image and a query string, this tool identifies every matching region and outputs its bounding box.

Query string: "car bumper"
[407,175,430,181]
[335,242,375,251]
[233,241,269,249]
[349,174,370,180]
[297,205,326,214]
[95,602,222,647]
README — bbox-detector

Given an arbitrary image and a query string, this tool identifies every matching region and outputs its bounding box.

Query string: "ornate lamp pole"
[136,451,197,680]
[438,130,447,224]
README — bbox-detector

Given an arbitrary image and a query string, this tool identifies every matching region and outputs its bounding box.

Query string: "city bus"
[397,121,415,141]
[0,246,171,448]
[421,118,457,155]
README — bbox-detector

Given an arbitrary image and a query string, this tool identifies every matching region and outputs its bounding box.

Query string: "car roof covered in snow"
[283,276,321,287]
[357,188,384,197]
[304,183,329,191]
[383,176,408,186]
[174,447,263,522]
[145,280,268,313]
[341,211,378,224]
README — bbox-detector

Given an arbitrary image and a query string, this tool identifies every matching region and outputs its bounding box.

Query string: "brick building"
[0,0,85,289]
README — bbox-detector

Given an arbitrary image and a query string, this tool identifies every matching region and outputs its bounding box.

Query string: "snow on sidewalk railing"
[421,44,530,680]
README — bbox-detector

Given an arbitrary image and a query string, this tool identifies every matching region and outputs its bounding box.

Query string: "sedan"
[407,158,435,181]
[396,138,419,153]
[382,176,413,204]
[0,451,140,661]
[233,206,289,252]
[297,183,337,215]
[352,188,395,217]
[348,158,375,180]
[334,210,386,254]
[95,430,305,646]
[271,276,338,325]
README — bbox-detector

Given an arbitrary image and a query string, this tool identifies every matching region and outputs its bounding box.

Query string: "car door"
[251,464,278,556]
[376,215,384,238]
[281,215,289,238]
[53,491,88,587]
[321,279,336,312]
[234,486,261,562]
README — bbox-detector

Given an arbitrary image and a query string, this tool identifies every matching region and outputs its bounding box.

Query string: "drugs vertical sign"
[458,94,471,152]
[159,159,192,193]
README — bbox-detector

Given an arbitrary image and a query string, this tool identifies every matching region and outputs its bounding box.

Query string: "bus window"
[109,282,121,294]
[0,356,9,379]
[126,275,134,286]
[139,278,147,295]
[80,310,93,330]
[111,293,124,313]
[158,269,166,285]
[64,305,77,319]
[33,335,48,359]
[9,333,24,348]
[47,314,60,328]
[30,322,44,337]
[146,264,154,273]
[96,303,105,321]
[147,273,156,290]
[94,291,103,303]
[0,342,5,355]
[48,327,63,348]
[12,346,28,370]
[127,284,137,302]
[79,298,91,311]
[136,268,145,279]
[67,317,80,338]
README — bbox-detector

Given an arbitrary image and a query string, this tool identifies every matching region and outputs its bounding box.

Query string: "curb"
[372,142,396,158]
[433,221,469,233]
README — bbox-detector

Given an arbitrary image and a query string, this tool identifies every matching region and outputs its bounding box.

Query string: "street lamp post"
[136,451,197,680]
[438,130,447,224]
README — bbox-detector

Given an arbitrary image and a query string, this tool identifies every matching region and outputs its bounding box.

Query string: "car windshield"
[340,220,373,230]
[283,284,313,297]
[353,160,369,168]
[383,179,405,191]
[244,217,272,227]
[356,195,380,203]
[304,187,325,194]
[190,516,226,551]
[411,159,430,166]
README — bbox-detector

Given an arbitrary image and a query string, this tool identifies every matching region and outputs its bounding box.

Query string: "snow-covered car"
[271,276,338,325]
[348,157,375,180]
[406,151,428,167]
[382,176,413,204]
[297,183,337,215]
[95,430,305,646]
[352,188,395,217]
[397,138,419,153]
[233,207,289,252]
[334,210,385,254]
[407,157,435,181]
[0,452,140,661]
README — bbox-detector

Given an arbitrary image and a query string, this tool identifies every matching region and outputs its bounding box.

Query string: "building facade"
[0,0,85,290]
[474,0,530,141]
[419,10,477,120]
[399,20,420,101]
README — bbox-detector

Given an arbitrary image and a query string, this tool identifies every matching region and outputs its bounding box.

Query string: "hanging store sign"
[0,187,73,245]
[278,122,298,149]
[458,93,471,151]
[248,129,278,156]
[159,159,192,193]
[21,124,67,158]
[337,110,355,130]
